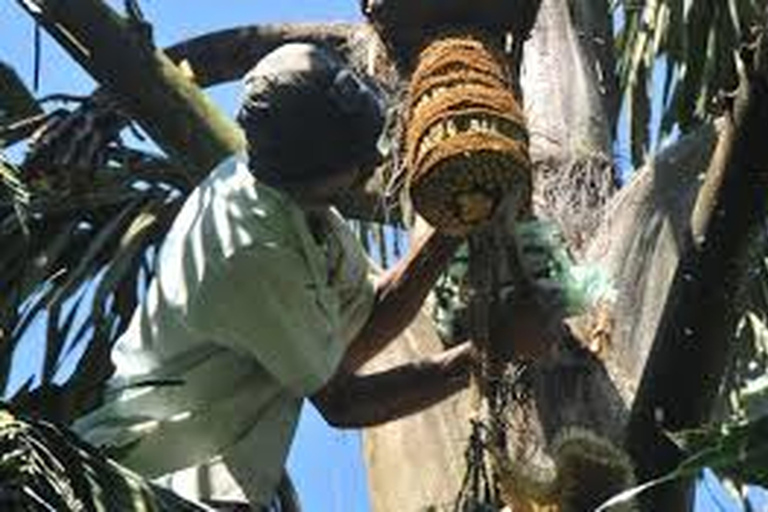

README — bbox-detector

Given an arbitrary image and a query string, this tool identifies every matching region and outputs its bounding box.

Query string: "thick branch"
[164,24,360,88]
[18,0,244,176]
[627,31,768,506]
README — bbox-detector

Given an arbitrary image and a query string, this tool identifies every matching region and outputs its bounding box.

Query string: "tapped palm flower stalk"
[489,428,638,512]
[404,34,532,236]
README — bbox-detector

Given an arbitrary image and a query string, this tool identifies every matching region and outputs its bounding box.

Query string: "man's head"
[237,43,385,203]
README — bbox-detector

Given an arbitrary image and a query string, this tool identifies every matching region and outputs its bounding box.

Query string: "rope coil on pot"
[404,34,532,236]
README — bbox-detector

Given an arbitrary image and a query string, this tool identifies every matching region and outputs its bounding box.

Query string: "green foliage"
[0,407,210,511]
[0,154,30,235]
[0,107,190,421]
[724,234,768,423]
[671,415,768,488]
[597,414,768,510]
[613,0,767,167]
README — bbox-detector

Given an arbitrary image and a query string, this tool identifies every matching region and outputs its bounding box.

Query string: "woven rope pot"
[404,34,532,236]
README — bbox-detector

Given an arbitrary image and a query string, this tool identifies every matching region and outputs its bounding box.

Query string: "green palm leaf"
[0,407,212,511]
[614,0,767,167]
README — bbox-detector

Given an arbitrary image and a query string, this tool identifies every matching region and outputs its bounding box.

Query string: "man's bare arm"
[337,227,462,374]
[311,342,474,428]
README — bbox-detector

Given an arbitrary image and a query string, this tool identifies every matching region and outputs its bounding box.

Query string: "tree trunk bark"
[361,307,474,512]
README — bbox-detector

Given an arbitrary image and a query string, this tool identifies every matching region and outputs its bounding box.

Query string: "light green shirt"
[74,156,375,503]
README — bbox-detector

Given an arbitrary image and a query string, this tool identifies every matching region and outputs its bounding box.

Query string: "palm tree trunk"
[362,0,624,509]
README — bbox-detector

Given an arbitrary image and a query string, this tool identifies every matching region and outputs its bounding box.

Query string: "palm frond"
[0,406,212,511]
[614,0,767,167]
[0,154,30,234]
[0,61,43,126]
[0,99,188,421]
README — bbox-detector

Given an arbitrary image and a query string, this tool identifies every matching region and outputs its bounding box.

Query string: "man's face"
[288,164,369,210]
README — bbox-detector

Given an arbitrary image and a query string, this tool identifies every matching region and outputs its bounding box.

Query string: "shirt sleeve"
[325,209,377,345]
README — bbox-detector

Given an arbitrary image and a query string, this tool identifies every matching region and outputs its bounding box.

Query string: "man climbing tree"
[72,42,477,508]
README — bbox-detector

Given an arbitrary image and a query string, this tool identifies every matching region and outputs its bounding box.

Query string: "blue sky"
[1,2,765,511]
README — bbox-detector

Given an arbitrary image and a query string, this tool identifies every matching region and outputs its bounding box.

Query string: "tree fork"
[627,27,768,509]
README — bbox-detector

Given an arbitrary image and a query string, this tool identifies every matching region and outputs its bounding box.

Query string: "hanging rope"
[393,32,535,512]
[454,419,496,512]
[452,229,511,511]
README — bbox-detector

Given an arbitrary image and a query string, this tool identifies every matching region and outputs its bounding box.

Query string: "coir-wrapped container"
[405,35,532,235]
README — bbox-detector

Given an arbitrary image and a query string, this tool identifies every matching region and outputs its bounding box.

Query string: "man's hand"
[311,342,475,428]
[337,226,463,374]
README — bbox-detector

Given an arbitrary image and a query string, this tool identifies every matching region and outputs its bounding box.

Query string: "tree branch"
[17,0,244,176]
[164,23,361,88]
[627,29,768,509]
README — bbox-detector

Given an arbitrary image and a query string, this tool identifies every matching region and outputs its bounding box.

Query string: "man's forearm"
[312,342,473,428]
[339,227,462,374]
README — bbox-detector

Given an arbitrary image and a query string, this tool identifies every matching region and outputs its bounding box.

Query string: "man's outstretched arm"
[311,342,474,428]
[337,226,463,375]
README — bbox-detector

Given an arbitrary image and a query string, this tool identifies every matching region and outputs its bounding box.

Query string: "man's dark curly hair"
[236,43,386,188]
